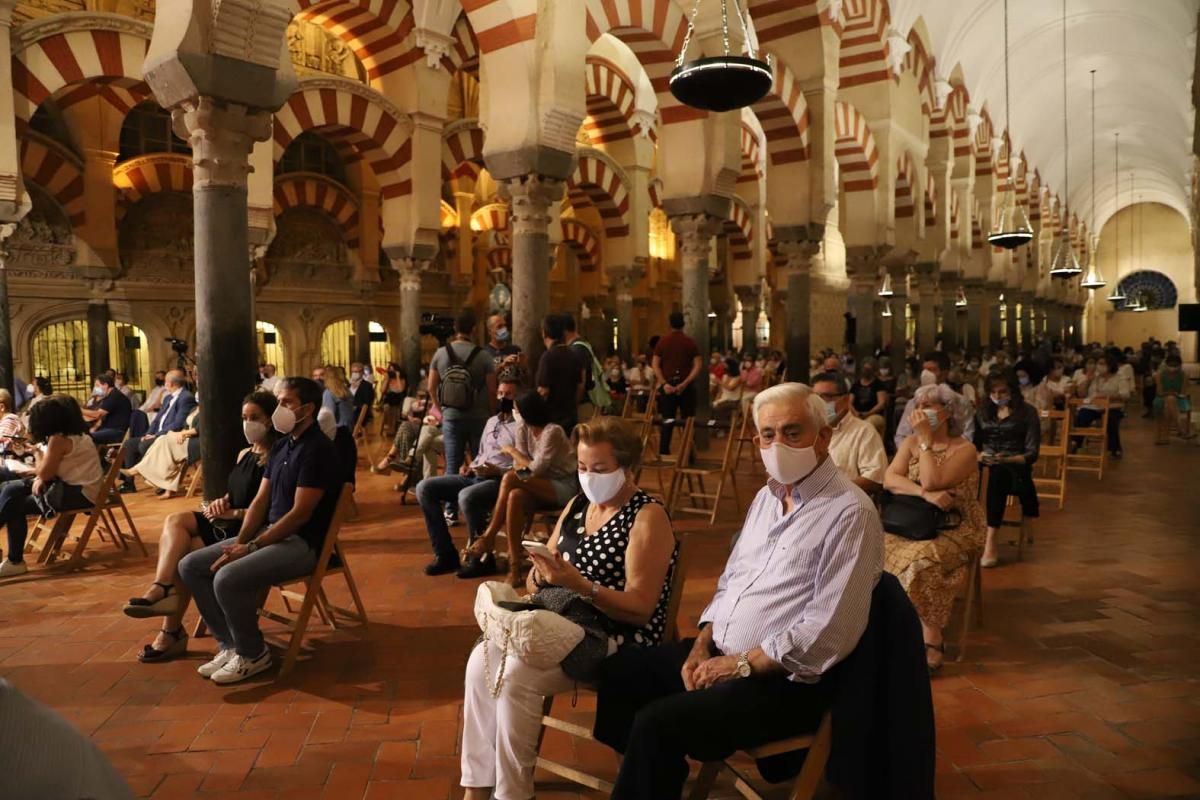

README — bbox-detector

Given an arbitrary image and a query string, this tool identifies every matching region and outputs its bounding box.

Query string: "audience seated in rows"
[1073,352,1131,457]
[464,391,578,587]
[460,416,678,800]
[894,352,977,448]
[1155,353,1193,442]
[850,359,889,438]
[811,373,888,495]
[417,376,521,578]
[319,365,357,431]
[0,395,104,577]
[138,371,169,423]
[121,391,280,662]
[0,390,27,456]
[178,377,342,685]
[119,370,197,493]
[884,383,985,673]
[372,389,442,482]
[975,372,1041,567]
[84,374,132,446]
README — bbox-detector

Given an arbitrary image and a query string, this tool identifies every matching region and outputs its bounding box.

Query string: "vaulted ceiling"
[890,0,1198,234]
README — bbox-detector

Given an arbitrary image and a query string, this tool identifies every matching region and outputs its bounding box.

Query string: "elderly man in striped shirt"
[594,381,883,799]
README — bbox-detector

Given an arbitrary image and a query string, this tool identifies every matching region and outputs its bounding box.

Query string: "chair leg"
[117,499,147,557]
[63,513,100,570]
[340,564,368,624]
[957,557,981,663]
[278,587,321,678]
[789,715,834,800]
[687,762,723,800]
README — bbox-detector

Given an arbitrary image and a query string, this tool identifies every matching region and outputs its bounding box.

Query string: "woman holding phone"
[460,415,678,800]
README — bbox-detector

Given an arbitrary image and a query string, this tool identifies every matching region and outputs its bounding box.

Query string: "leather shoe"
[424,557,461,576]
[118,482,137,494]
[456,553,498,579]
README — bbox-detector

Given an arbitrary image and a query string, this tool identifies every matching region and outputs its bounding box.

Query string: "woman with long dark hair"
[975,371,1040,568]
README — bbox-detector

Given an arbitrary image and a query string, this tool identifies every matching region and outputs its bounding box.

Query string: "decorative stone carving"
[630,109,657,140]
[6,203,75,272]
[119,192,193,279]
[13,11,151,54]
[415,27,454,68]
[670,214,723,276]
[503,176,563,237]
[266,208,351,284]
[208,0,292,70]
[391,258,431,292]
[12,0,86,25]
[283,19,367,81]
[173,98,272,189]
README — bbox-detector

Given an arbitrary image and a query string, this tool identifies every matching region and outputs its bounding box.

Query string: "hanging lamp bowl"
[987,230,1034,250]
[1080,273,1107,290]
[669,55,773,112]
[1106,291,1126,303]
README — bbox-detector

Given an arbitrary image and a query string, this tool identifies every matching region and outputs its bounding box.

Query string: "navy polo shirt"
[265,422,340,550]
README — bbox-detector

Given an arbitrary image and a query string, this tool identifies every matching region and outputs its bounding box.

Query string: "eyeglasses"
[755,424,808,447]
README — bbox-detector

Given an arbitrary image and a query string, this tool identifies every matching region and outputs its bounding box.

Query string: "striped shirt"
[699,457,883,683]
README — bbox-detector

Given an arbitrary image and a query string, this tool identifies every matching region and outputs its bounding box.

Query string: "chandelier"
[1106,137,1127,303]
[1048,0,1081,278]
[878,272,894,297]
[987,0,1033,250]
[1080,69,1107,289]
[955,287,968,309]
[670,0,773,112]
[881,301,894,318]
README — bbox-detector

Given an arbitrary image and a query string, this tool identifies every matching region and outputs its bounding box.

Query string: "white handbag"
[473,581,585,696]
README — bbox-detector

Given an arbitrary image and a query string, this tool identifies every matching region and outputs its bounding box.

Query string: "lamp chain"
[721,0,730,56]
[1061,0,1069,239]
[677,0,704,68]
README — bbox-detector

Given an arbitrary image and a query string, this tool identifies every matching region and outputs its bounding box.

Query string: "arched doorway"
[107,321,150,397]
[319,320,392,370]
[255,321,286,373]
[31,319,89,403]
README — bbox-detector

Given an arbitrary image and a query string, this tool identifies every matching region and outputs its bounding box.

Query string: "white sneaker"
[0,559,28,578]
[197,649,234,678]
[210,648,272,685]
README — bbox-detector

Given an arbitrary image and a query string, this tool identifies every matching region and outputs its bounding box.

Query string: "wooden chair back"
[668,411,742,524]
[1066,397,1109,480]
[1032,409,1068,509]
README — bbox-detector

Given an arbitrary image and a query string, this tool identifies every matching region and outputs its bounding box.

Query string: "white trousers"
[461,640,575,800]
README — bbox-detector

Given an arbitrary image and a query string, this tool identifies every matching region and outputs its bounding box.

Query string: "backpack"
[572,339,611,411]
[438,344,483,411]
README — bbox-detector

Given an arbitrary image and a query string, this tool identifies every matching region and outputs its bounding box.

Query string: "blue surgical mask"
[496,327,510,342]
[923,409,941,431]
[92,386,104,397]
[991,394,1009,407]
[825,401,840,426]
[1018,375,1030,387]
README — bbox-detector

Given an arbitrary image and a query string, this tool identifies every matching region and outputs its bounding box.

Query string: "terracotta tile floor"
[2,415,1199,799]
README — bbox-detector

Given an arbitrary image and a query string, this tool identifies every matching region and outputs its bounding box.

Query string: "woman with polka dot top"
[460,416,678,800]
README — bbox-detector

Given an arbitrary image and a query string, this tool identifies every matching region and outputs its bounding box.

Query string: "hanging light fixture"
[1049,0,1082,278]
[987,0,1033,249]
[881,301,894,318]
[1107,134,1127,303]
[878,271,894,297]
[1080,69,1106,289]
[670,0,773,112]
[955,286,968,309]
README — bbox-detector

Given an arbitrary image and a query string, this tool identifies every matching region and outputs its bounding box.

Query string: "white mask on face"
[919,369,937,386]
[272,404,297,434]
[579,468,626,505]
[243,419,268,444]
[350,371,362,382]
[760,442,819,485]
[824,401,840,426]
[923,409,942,431]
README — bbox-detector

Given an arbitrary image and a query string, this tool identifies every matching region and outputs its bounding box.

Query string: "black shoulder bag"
[880,492,962,541]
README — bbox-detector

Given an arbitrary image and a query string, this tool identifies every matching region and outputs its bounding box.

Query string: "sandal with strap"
[925,641,946,675]
[137,626,188,663]
[123,582,182,619]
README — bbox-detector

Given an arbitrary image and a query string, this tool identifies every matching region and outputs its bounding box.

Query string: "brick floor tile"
[371,741,418,781]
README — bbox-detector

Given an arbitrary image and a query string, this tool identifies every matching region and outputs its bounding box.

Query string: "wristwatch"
[735,652,752,678]
[246,541,259,554]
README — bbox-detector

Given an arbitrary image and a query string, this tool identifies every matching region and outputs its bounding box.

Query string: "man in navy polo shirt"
[179,377,341,685]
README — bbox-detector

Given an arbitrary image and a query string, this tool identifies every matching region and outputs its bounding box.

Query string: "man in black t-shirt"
[179,377,341,685]
[83,374,132,445]
[535,313,585,433]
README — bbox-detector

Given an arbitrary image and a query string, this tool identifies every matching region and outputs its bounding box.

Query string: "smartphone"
[522,541,554,560]
[516,467,533,481]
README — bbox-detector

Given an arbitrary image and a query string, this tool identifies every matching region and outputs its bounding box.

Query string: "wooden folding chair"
[980,467,1033,562]
[955,554,984,663]
[534,530,695,795]
[668,411,742,524]
[258,484,368,677]
[25,442,147,569]
[1032,409,1067,509]
[184,461,204,499]
[1066,397,1109,480]
[687,711,834,800]
[635,416,693,508]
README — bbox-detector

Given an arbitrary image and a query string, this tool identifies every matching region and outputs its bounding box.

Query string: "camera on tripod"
[418,313,455,343]
[166,337,189,356]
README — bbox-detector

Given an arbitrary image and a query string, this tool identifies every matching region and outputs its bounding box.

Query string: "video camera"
[165,337,189,355]
[418,313,455,343]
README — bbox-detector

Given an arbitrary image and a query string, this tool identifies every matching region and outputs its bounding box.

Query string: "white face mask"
[824,401,841,426]
[243,419,268,444]
[350,371,362,382]
[579,469,626,506]
[760,442,819,485]
[923,409,942,431]
[272,404,298,434]
[317,406,337,440]
[919,369,937,386]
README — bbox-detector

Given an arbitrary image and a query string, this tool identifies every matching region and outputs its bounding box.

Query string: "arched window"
[319,320,391,370]
[31,319,90,403]
[256,321,287,373]
[118,102,191,162]
[107,321,150,395]
[278,132,347,185]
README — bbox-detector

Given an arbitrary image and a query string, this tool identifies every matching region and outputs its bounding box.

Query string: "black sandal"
[925,642,946,675]
[137,626,188,663]
[123,582,181,619]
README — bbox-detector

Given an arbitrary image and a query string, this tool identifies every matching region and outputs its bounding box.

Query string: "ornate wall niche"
[118,192,195,282]
[6,183,75,274]
[13,0,85,24]
[286,19,369,84]
[266,208,352,285]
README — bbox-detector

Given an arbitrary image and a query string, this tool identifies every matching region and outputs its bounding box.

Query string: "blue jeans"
[441,416,486,478]
[416,474,501,561]
[89,428,125,446]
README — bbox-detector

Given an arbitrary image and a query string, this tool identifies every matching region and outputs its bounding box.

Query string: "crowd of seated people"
[119,369,198,495]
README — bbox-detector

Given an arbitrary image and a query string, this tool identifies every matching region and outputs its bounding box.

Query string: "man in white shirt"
[812,373,888,494]
[139,371,168,420]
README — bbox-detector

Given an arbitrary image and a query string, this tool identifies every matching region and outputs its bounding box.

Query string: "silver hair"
[913,383,970,438]
[752,382,829,432]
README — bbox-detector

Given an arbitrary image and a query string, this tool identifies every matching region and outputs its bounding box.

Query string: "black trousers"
[983,463,1039,528]
[595,639,829,800]
[123,436,156,470]
[657,384,697,454]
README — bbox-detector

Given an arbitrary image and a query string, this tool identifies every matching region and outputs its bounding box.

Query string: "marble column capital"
[172,98,273,189]
[733,283,761,303]
[844,245,889,280]
[0,222,16,261]
[669,213,722,258]
[389,257,431,291]
[500,175,564,236]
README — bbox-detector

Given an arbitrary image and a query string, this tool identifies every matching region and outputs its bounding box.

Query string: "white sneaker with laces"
[197,649,234,678]
[0,559,28,578]
[210,648,272,685]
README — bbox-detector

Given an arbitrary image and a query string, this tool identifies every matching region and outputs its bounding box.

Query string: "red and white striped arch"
[971,197,984,249]
[1028,171,1042,225]
[648,177,663,210]
[834,101,878,192]
[471,202,509,233]
[11,27,149,125]
[560,218,601,271]
[273,84,412,200]
[738,122,763,185]
[839,0,891,88]
[749,52,810,166]
[930,83,970,157]
[274,173,361,249]
[439,14,480,73]
[725,197,754,263]
[895,150,915,219]
[487,247,511,271]
[949,189,961,241]
[55,80,151,121]
[584,0,700,126]
[902,28,937,118]
[924,176,937,227]
[972,110,995,178]
[293,0,416,82]
[113,153,193,215]
[584,56,640,145]
[442,120,486,180]
[567,152,631,239]
[20,133,85,228]
[460,0,537,55]
[1014,154,1029,205]
[748,0,827,45]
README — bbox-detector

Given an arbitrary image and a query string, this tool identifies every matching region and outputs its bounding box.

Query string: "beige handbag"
[473,581,585,696]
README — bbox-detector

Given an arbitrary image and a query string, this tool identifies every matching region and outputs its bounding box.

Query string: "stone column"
[86,299,111,378]
[985,286,1004,349]
[888,264,909,366]
[941,285,959,351]
[393,259,426,390]
[671,213,722,432]
[351,295,371,366]
[848,280,877,364]
[914,263,938,355]
[1005,292,1019,346]
[502,176,563,368]
[964,282,985,354]
[0,0,22,227]
[1019,292,1034,347]
[734,284,761,353]
[0,223,16,393]
[610,266,641,362]
[774,226,823,383]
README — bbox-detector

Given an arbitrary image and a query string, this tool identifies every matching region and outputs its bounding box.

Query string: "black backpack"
[438,344,483,411]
